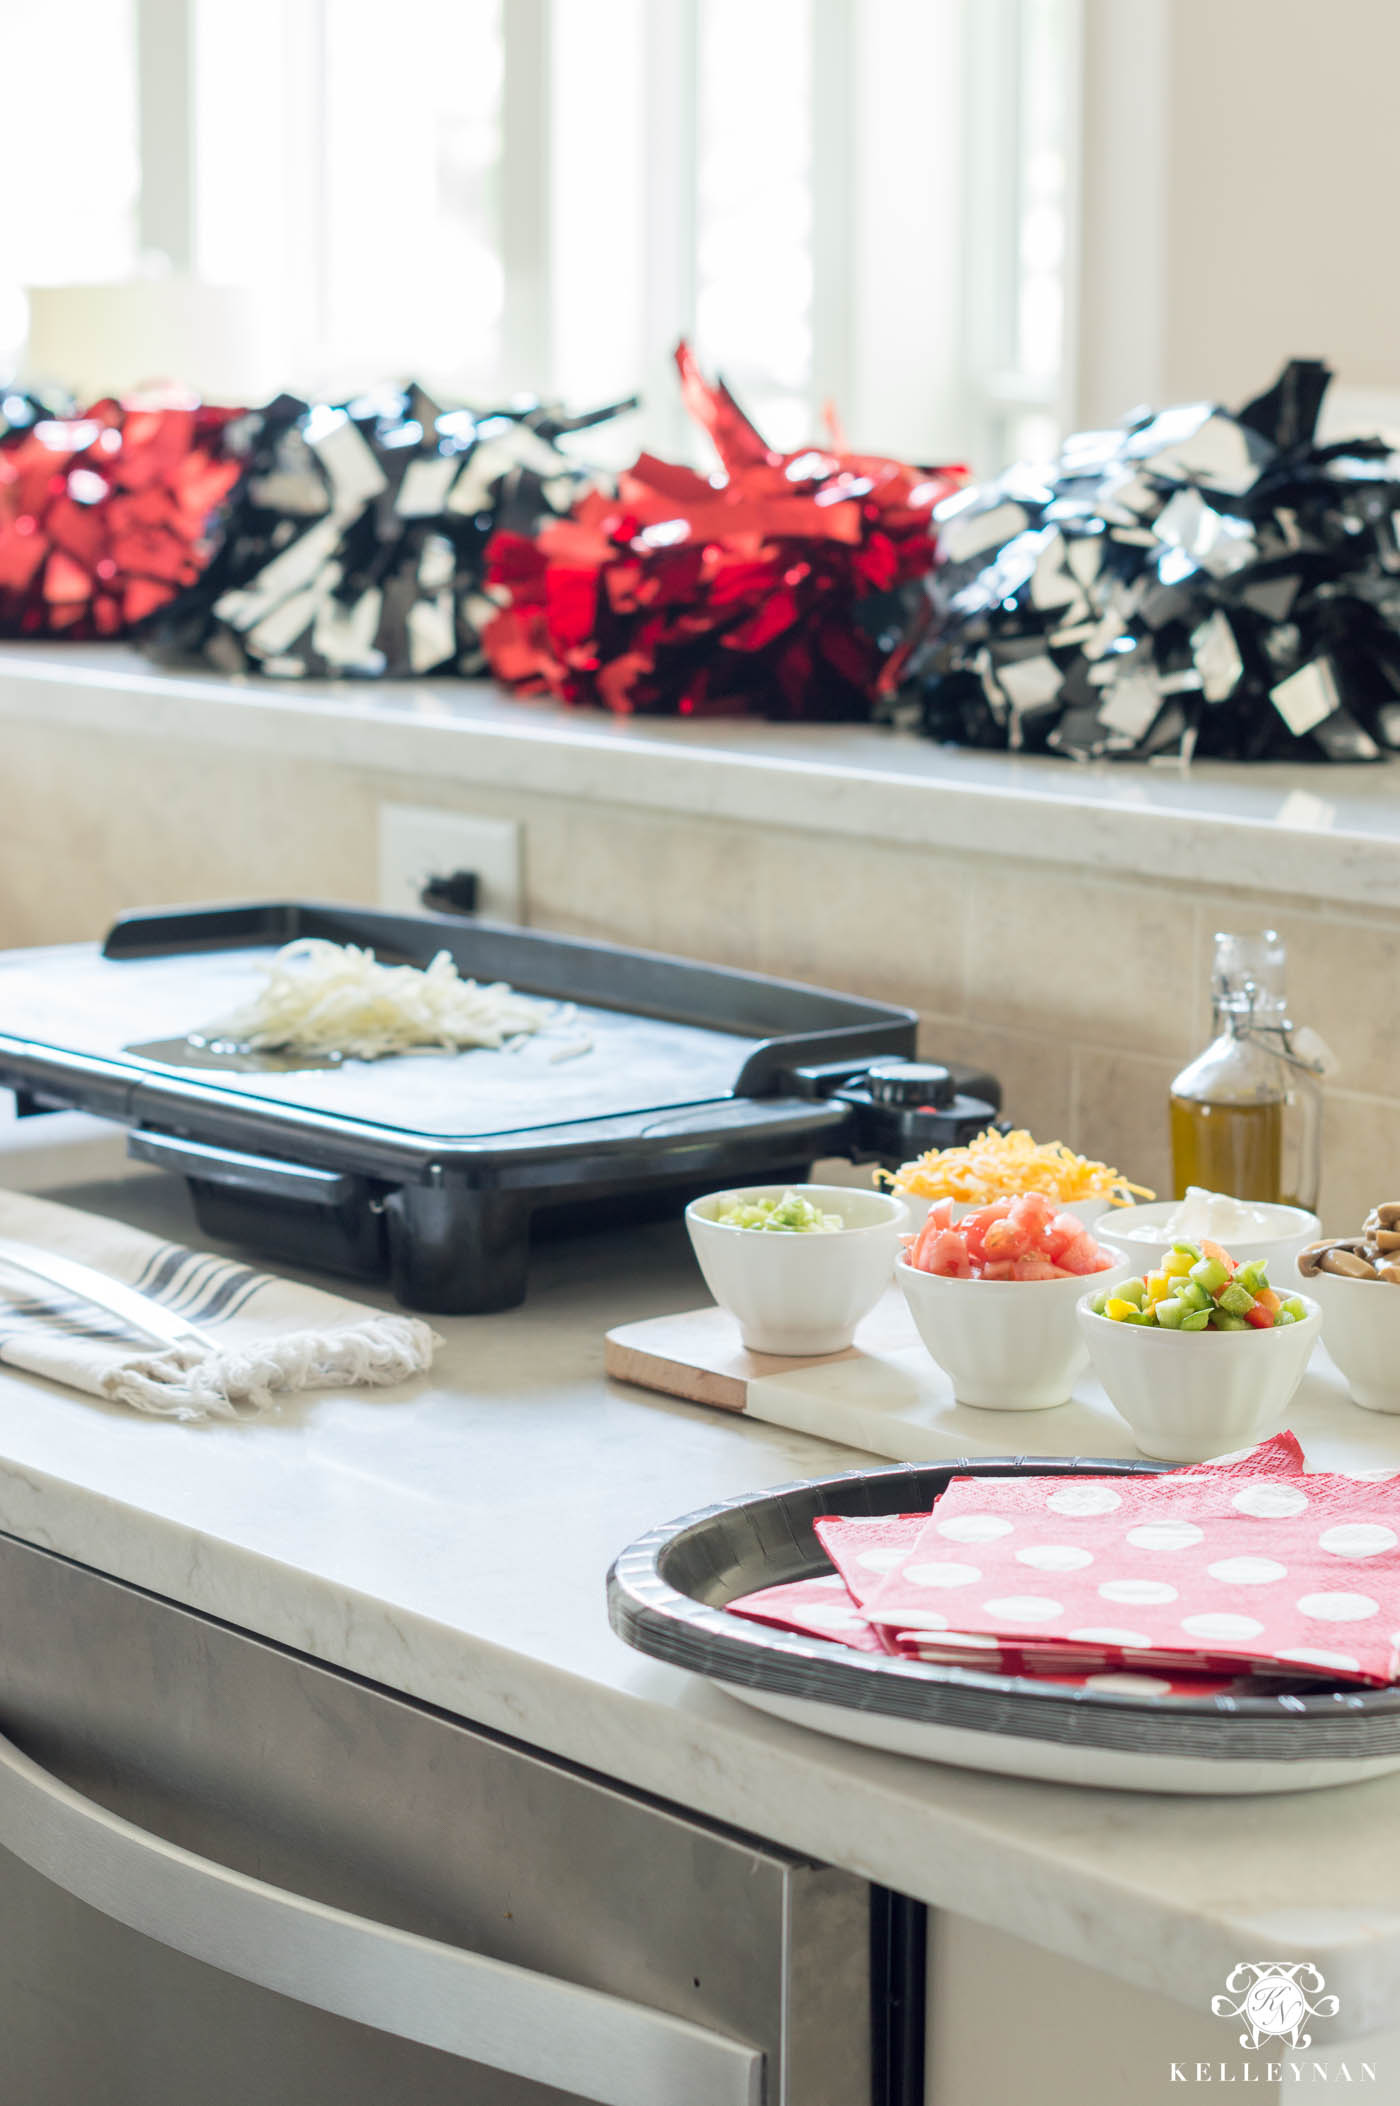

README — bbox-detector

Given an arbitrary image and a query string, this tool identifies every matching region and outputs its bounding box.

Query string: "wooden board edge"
[604,1334,749,1414]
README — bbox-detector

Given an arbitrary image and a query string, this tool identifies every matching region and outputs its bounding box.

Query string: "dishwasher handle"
[0,1723,762,2106]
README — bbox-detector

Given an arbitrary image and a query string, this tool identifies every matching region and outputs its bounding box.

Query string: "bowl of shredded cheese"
[879,1127,1153,1231]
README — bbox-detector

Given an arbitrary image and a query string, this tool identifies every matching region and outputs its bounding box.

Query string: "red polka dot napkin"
[724,1435,1310,1699]
[1188,1430,1306,1478]
[862,1462,1400,1685]
[726,1573,889,1652]
[811,1430,1304,1623]
[725,1571,1241,1696]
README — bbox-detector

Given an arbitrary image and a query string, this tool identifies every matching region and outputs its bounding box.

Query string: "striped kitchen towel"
[0,1188,440,1422]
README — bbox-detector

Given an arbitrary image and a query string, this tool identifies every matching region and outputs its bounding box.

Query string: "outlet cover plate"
[378,805,523,923]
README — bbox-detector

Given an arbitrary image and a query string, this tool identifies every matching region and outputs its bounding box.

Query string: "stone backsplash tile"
[525,800,766,970]
[1320,1091,1400,1236]
[751,833,966,1016]
[0,723,377,944]
[966,867,1197,1060]
[523,801,970,1014]
[1068,1045,1177,1202]
[918,1015,1075,1147]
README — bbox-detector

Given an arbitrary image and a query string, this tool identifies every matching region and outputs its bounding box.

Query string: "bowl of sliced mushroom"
[1298,1205,1400,1413]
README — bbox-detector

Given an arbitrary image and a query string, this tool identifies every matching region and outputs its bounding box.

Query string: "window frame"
[157,0,1080,468]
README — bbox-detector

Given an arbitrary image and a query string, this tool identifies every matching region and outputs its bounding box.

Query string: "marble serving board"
[605,1290,1400,1469]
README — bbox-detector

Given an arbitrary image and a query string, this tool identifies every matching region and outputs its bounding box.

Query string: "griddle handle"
[128,1131,359,1208]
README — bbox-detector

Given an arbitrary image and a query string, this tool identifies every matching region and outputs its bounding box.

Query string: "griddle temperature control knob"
[863,1061,955,1110]
[834,1058,1003,1164]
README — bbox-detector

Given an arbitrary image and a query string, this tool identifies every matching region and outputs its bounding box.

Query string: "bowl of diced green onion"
[1076,1241,1321,1461]
[685,1185,908,1356]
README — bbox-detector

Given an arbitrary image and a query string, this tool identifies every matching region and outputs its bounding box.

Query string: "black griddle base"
[189,1158,819,1313]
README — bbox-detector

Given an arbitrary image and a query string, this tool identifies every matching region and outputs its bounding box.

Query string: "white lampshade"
[22,278,272,403]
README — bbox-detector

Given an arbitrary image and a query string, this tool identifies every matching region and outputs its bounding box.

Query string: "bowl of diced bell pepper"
[1076,1239,1321,1461]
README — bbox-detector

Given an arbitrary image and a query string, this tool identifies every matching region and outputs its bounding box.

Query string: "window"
[695,0,814,450]
[3,0,1076,476]
[961,0,1079,472]
[0,0,142,371]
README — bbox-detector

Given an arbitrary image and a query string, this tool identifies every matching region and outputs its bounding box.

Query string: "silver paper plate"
[607,1457,1400,1794]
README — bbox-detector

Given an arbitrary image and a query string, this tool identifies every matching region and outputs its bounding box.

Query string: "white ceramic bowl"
[1293,1262,1400,1414]
[685,1185,908,1356]
[1076,1291,1322,1461]
[894,1192,1110,1237]
[896,1254,1130,1411]
[1095,1201,1321,1278]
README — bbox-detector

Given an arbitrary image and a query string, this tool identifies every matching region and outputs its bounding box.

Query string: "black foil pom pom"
[888,359,1400,764]
[142,385,636,680]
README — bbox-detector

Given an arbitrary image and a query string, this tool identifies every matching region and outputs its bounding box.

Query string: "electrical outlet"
[378,805,523,923]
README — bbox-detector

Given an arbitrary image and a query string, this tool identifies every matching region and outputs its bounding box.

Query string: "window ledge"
[3,641,1399,908]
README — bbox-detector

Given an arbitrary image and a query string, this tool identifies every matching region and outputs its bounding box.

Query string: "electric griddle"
[0,903,1001,1312]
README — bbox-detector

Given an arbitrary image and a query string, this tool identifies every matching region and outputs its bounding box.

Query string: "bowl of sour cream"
[1094,1188,1321,1275]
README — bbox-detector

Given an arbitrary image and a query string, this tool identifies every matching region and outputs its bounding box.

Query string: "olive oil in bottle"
[1168,1094,1283,1205]
[1169,931,1323,1210]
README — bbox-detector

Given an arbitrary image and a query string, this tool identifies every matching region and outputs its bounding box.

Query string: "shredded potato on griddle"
[879,1127,1153,1207]
[198,939,572,1062]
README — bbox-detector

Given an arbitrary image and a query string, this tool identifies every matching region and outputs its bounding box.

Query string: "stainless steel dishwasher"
[0,1528,923,2105]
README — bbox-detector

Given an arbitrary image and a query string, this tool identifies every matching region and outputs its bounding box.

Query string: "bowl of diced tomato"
[896,1194,1127,1411]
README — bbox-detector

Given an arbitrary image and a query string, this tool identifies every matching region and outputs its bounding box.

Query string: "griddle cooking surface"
[0,946,762,1139]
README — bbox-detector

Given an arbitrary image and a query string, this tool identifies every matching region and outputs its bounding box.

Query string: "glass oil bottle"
[1169,930,1326,1210]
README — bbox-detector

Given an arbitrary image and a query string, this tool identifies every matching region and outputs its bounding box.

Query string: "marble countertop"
[3,1101,1400,2039]
[3,641,1400,907]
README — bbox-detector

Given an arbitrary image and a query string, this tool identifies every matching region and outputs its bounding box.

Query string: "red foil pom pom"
[482,344,965,720]
[0,391,245,640]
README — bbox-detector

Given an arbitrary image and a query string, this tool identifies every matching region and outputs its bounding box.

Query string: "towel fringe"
[101,1316,442,1421]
